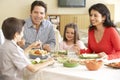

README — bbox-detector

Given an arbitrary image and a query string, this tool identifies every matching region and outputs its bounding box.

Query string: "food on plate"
[57,50,68,55]
[85,60,103,71]
[105,62,120,69]
[79,54,101,59]
[57,57,69,63]
[34,49,42,55]
[79,59,89,65]
[51,50,68,59]
[31,57,46,64]
[30,49,47,55]
[31,57,41,64]
[29,49,48,59]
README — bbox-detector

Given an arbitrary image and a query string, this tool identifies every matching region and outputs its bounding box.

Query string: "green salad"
[57,50,68,55]
[63,60,79,68]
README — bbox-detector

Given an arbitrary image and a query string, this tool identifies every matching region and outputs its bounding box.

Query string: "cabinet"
[47,14,90,36]
[106,4,114,22]
[60,14,90,36]
[47,15,60,30]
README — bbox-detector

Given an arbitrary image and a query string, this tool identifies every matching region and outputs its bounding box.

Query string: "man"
[23,0,56,52]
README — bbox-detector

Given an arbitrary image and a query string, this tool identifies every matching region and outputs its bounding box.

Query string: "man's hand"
[43,44,51,52]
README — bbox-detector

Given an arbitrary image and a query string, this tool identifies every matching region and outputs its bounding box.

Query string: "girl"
[59,23,86,53]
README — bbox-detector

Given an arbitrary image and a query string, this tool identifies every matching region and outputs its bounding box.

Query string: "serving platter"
[105,62,120,69]
[79,54,101,59]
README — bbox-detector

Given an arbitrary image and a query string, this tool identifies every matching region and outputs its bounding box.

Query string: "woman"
[0,17,54,80]
[80,3,120,60]
[59,23,86,53]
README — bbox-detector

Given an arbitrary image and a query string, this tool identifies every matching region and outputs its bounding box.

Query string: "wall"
[0,0,120,27]
[45,0,120,23]
[0,0,34,27]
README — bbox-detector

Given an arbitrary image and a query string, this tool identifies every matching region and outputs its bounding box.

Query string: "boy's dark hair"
[2,17,25,40]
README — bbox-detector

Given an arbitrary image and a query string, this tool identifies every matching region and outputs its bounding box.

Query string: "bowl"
[85,60,103,71]
[63,59,79,68]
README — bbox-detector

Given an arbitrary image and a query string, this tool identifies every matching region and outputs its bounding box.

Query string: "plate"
[105,62,120,69]
[79,54,101,59]
[50,50,68,55]
[29,49,49,59]
[31,59,47,64]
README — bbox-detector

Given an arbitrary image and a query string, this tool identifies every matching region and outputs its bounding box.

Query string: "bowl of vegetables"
[63,59,79,68]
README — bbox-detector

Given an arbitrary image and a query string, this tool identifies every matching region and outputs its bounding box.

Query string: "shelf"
[47,15,60,30]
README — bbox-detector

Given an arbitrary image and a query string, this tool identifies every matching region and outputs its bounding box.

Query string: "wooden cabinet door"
[60,14,90,36]
[60,15,76,36]
[76,14,90,29]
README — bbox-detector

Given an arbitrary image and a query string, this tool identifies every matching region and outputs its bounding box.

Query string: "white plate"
[79,54,101,59]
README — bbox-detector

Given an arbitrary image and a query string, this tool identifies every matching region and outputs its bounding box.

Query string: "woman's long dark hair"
[63,23,80,44]
[88,3,116,30]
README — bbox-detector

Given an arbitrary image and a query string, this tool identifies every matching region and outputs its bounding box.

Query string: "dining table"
[23,58,120,80]
[24,52,120,80]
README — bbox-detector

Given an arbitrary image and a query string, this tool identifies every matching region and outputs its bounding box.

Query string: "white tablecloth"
[24,59,120,80]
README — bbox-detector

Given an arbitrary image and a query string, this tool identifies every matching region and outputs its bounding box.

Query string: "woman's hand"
[30,41,41,49]
[43,44,51,52]
[98,52,108,59]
